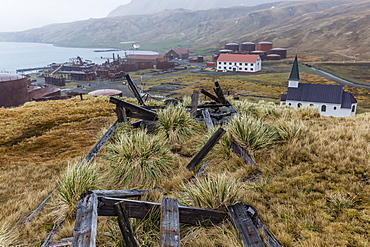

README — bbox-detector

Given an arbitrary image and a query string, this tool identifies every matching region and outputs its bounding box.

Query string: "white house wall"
[217,60,261,73]
[281,100,357,117]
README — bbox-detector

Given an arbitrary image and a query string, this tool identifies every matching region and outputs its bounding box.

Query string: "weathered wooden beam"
[228,203,264,247]
[40,220,65,247]
[48,237,73,247]
[160,197,180,247]
[115,106,128,123]
[200,89,221,103]
[73,193,98,247]
[110,97,157,121]
[90,189,158,198]
[98,198,228,225]
[213,81,228,105]
[115,201,140,247]
[191,90,200,117]
[201,109,214,130]
[231,138,258,169]
[185,104,231,109]
[126,74,146,106]
[186,127,226,170]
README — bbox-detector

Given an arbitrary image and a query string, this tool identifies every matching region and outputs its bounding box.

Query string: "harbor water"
[0,42,159,73]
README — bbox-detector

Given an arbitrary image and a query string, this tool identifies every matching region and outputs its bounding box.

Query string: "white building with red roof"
[216,54,261,73]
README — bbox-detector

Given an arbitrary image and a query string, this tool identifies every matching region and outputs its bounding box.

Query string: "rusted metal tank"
[218,49,233,54]
[239,42,256,52]
[250,50,267,60]
[257,42,273,54]
[267,54,282,60]
[225,43,239,52]
[269,48,287,59]
[0,73,29,107]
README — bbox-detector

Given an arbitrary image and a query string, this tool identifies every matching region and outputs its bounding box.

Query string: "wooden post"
[213,81,228,105]
[160,197,180,247]
[186,127,226,170]
[115,202,140,247]
[126,74,146,106]
[201,109,214,130]
[231,138,258,169]
[191,90,199,117]
[110,97,157,121]
[73,193,98,247]
[200,89,221,103]
[116,106,128,123]
[228,203,264,247]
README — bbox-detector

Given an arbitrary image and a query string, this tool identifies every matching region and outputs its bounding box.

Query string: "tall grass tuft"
[107,129,175,188]
[157,104,201,145]
[274,119,309,141]
[227,115,278,151]
[58,162,99,208]
[181,173,243,211]
[0,222,19,247]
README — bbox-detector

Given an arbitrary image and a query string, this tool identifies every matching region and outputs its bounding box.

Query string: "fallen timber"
[110,96,157,121]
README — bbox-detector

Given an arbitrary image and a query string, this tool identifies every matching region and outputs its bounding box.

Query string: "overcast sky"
[0,0,130,32]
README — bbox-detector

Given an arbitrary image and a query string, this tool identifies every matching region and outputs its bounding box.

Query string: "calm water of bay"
[0,42,159,73]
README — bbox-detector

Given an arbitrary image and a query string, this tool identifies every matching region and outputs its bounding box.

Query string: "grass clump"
[274,119,309,141]
[181,173,243,211]
[227,115,278,151]
[107,129,175,188]
[58,162,99,209]
[157,104,201,145]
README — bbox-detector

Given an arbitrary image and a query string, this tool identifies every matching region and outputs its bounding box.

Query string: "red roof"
[217,54,260,63]
[126,54,163,60]
[171,48,189,55]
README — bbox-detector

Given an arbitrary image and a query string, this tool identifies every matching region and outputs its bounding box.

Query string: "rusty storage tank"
[250,50,267,60]
[240,42,256,52]
[218,49,233,54]
[225,43,240,52]
[267,54,282,60]
[0,73,29,108]
[257,42,273,54]
[269,48,287,59]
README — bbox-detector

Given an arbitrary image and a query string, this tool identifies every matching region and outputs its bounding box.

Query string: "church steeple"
[288,55,300,88]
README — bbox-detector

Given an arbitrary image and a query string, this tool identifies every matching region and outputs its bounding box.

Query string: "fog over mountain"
[108,0,297,17]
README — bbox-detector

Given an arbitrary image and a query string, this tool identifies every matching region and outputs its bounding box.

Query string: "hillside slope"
[0,0,369,59]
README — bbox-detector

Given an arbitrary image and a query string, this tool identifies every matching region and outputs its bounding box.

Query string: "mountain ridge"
[0,0,369,59]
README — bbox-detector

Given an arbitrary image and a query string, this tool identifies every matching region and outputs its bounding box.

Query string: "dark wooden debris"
[98,197,228,226]
[40,220,65,247]
[115,106,128,123]
[126,74,146,106]
[191,90,200,117]
[200,89,221,103]
[231,138,258,169]
[160,197,180,247]
[48,237,73,247]
[228,203,265,247]
[73,193,98,247]
[115,201,140,247]
[213,81,229,105]
[186,127,226,170]
[110,96,157,121]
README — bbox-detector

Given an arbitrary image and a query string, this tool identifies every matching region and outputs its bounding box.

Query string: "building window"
[251,68,253,71]
[245,63,248,66]
[321,105,326,112]
[297,103,302,108]
[310,104,314,106]
[229,67,232,70]
[352,105,356,112]
[239,63,242,65]
[333,106,337,110]
[288,103,292,106]
[229,62,232,65]
[251,63,254,66]
[239,67,242,70]
[218,66,221,69]
[224,62,226,65]
[224,67,227,70]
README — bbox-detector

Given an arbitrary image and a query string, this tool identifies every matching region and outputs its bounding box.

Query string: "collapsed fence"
[21,74,279,246]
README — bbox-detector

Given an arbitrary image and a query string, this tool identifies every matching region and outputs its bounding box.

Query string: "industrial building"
[216,54,261,73]
[164,48,190,61]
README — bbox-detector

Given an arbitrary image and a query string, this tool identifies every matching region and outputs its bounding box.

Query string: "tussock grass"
[157,104,201,145]
[107,129,175,188]
[0,221,19,247]
[180,173,243,211]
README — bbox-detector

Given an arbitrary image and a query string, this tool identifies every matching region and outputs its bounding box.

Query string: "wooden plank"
[115,202,140,247]
[160,197,180,247]
[231,138,258,169]
[110,97,157,121]
[73,193,98,247]
[40,220,65,247]
[186,127,226,170]
[126,74,146,106]
[48,237,73,247]
[191,90,200,117]
[201,109,214,130]
[115,106,128,123]
[213,81,228,105]
[98,197,228,225]
[228,203,264,247]
[90,189,158,198]
[200,89,221,103]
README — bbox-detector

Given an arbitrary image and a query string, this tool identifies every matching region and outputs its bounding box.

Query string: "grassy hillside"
[0,71,369,245]
[1,0,370,59]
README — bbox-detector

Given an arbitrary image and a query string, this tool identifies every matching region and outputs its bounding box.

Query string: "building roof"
[217,54,260,63]
[126,54,163,60]
[0,73,24,82]
[289,55,300,81]
[171,48,189,55]
[284,83,357,108]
